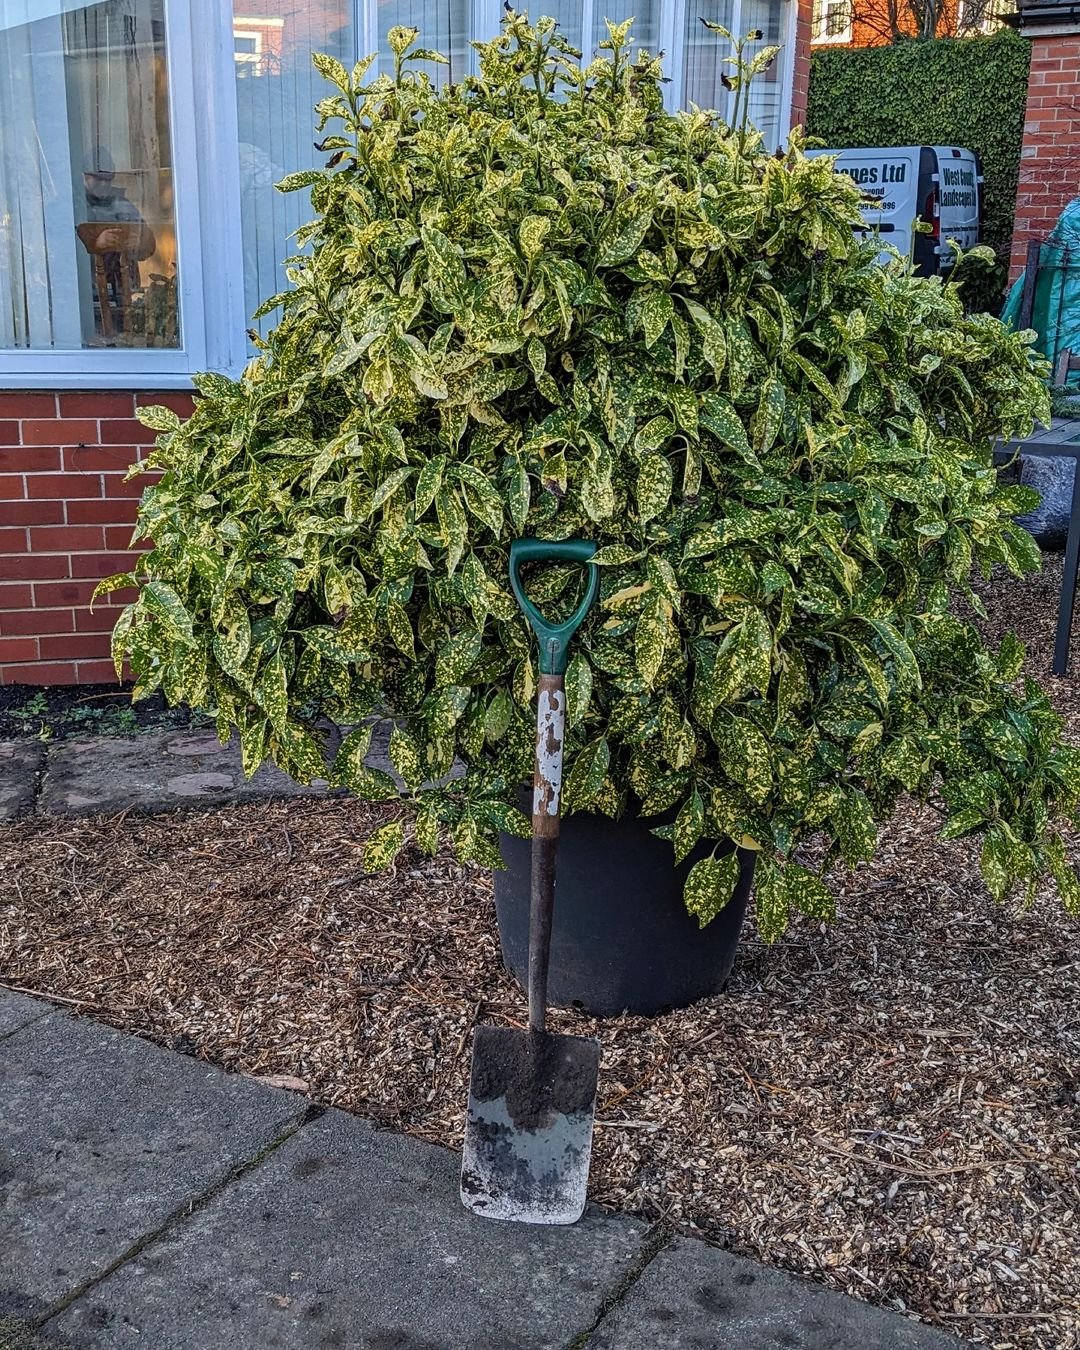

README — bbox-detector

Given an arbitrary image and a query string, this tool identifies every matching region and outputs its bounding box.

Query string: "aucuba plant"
[103,13,1080,941]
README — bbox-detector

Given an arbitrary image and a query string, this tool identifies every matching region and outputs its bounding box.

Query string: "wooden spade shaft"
[528,672,564,1035]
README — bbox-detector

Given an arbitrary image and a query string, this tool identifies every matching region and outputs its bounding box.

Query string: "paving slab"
[0,1008,306,1315]
[0,742,43,822]
[36,728,336,817]
[52,1106,645,1350]
[0,991,54,1041]
[583,1237,960,1350]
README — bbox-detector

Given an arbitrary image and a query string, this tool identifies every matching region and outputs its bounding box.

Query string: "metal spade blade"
[460,1024,600,1225]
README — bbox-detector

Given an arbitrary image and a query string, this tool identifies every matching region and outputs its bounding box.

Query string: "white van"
[805,146,984,276]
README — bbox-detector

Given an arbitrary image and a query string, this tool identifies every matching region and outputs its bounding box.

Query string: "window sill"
[0,371,198,391]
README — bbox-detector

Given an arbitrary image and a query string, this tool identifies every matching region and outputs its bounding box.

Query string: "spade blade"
[460,1024,600,1225]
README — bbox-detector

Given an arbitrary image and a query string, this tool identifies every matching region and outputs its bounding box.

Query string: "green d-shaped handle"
[509,538,599,675]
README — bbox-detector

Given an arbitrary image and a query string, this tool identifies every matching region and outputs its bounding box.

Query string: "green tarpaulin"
[1002,198,1080,385]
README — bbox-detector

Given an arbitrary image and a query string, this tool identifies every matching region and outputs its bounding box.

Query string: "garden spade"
[460,538,601,1224]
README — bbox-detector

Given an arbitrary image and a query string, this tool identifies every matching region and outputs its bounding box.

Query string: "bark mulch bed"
[1,561,1079,1350]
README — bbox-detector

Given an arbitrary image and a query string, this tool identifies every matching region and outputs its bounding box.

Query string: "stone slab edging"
[0,991,965,1350]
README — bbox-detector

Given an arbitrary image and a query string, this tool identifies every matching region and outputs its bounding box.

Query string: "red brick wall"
[1010,33,1080,278]
[0,390,194,687]
[790,0,813,129]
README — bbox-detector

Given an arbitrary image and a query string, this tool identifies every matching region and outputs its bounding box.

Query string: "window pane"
[0,0,179,351]
[378,0,470,83]
[233,2,353,336]
[682,0,737,120]
[682,0,790,152]
[590,2,660,57]
[743,0,789,149]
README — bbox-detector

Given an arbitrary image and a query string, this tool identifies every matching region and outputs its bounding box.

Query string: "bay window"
[0,0,799,390]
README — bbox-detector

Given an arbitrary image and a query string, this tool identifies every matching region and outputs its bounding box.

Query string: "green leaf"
[239,716,269,778]
[635,597,667,687]
[386,601,415,659]
[684,851,740,928]
[312,50,349,88]
[93,571,137,603]
[436,630,482,685]
[136,404,181,432]
[415,800,441,856]
[637,454,673,523]
[940,806,984,841]
[519,215,551,260]
[1046,833,1080,915]
[673,790,705,864]
[641,291,673,349]
[598,205,653,267]
[334,724,373,785]
[371,466,415,515]
[752,375,785,454]
[110,604,136,679]
[699,393,750,454]
[431,684,470,737]
[363,818,404,873]
[562,737,610,811]
[565,653,593,725]
[754,860,789,943]
[484,688,513,742]
[592,544,644,567]
[143,581,196,647]
[832,788,876,865]
[716,716,772,805]
[254,655,289,733]
[436,487,468,574]
[981,828,1011,902]
[506,461,530,534]
[785,864,835,919]
[389,726,424,789]
[863,617,921,692]
[415,455,446,516]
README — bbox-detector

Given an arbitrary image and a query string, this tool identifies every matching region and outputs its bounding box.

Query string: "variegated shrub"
[105,14,1080,940]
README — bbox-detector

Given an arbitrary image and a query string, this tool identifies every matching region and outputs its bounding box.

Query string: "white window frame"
[811,0,853,43]
[0,0,247,390]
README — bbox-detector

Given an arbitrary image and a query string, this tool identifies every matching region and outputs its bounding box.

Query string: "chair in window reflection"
[75,221,156,341]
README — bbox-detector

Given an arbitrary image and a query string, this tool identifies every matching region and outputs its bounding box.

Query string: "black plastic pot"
[494,792,756,1018]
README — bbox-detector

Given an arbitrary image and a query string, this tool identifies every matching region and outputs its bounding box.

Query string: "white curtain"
[234,1,354,334]
[377,0,469,83]
[590,2,660,55]
[0,0,174,350]
[682,0,789,150]
[0,9,82,347]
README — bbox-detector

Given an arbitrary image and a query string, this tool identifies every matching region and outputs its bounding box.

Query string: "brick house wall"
[0,391,193,686]
[791,0,814,127]
[1009,26,1080,277]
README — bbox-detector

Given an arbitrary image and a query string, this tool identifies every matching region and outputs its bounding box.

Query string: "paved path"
[0,724,396,823]
[0,991,962,1350]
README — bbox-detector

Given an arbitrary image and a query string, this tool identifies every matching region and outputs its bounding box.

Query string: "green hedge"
[806,32,1030,310]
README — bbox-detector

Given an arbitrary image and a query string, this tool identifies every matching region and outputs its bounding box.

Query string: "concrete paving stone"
[38,729,330,817]
[0,742,44,822]
[0,992,55,1041]
[583,1237,962,1350]
[0,1008,306,1314]
[36,721,400,818]
[52,1106,645,1350]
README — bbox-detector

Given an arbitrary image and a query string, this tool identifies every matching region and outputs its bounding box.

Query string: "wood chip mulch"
[2,560,1079,1350]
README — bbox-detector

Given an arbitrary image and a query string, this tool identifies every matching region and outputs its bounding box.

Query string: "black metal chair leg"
[1053,456,1080,675]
